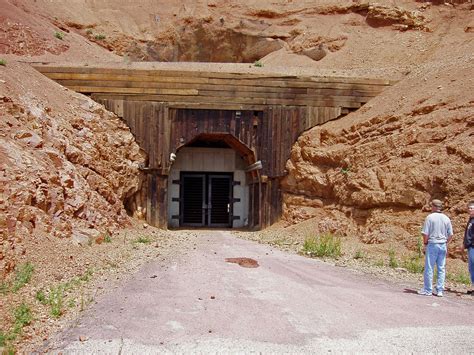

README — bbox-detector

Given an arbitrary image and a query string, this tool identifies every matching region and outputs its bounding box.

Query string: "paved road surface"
[49,231,474,353]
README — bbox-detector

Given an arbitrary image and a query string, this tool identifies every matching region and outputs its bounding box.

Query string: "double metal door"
[181,173,232,227]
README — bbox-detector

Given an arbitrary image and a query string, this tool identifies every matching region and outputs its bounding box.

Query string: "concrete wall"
[167,147,249,228]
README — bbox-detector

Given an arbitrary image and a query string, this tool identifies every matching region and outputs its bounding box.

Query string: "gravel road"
[47,231,474,353]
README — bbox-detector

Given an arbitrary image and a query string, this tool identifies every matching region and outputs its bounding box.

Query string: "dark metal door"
[181,174,206,227]
[208,175,232,227]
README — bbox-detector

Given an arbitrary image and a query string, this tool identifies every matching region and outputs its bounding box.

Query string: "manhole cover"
[225,257,259,268]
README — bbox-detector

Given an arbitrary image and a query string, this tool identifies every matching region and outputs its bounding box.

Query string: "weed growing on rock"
[254,60,263,67]
[12,262,34,292]
[104,233,112,243]
[302,233,341,258]
[94,34,106,40]
[54,31,64,40]
[0,59,6,66]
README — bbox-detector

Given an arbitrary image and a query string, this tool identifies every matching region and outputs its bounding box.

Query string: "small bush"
[402,256,424,274]
[12,262,34,292]
[374,259,384,267]
[448,271,471,285]
[354,250,365,260]
[79,268,94,282]
[86,29,93,35]
[134,236,151,244]
[54,31,64,40]
[253,60,263,67]
[35,290,48,305]
[104,234,112,243]
[49,286,64,318]
[94,34,106,40]
[302,233,342,258]
[388,248,399,268]
[0,331,6,346]
[0,59,6,66]
[13,303,32,334]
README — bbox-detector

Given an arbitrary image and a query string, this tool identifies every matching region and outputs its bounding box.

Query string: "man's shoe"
[467,290,473,295]
[417,289,432,296]
[435,291,443,297]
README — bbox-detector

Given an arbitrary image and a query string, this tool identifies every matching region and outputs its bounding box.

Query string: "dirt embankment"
[0,62,145,277]
[282,58,474,257]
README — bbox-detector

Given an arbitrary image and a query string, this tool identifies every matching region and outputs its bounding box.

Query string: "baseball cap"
[431,199,443,208]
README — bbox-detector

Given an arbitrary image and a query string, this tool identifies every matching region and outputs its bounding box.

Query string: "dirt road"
[47,231,473,353]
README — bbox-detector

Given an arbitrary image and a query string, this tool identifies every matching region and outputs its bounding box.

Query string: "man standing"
[463,201,474,295]
[418,199,453,297]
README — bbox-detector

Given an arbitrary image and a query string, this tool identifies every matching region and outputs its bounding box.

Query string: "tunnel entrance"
[181,172,233,227]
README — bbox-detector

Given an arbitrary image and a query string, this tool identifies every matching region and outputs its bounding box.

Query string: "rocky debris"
[0,63,145,278]
[364,4,429,31]
[301,44,327,61]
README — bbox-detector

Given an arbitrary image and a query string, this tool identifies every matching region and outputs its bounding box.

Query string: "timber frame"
[34,63,393,229]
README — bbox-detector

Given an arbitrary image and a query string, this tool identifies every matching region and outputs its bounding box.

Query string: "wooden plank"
[67,86,198,95]
[34,65,393,85]
[47,72,390,91]
[90,94,364,108]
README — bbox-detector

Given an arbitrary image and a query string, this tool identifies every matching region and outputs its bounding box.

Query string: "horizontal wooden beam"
[34,65,393,85]
[91,93,363,108]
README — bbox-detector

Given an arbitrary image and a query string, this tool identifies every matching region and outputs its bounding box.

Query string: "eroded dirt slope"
[282,57,474,257]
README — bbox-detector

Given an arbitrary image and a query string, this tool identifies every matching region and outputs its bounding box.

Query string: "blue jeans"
[423,243,447,294]
[469,247,474,285]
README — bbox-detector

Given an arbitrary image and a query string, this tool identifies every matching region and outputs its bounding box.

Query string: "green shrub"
[54,31,64,40]
[94,34,106,40]
[354,250,365,260]
[448,271,471,285]
[104,234,112,243]
[302,233,342,258]
[0,331,6,346]
[48,286,64,318]
[402,256,424,274]
[12,262,34,292]
[35,289,48,305]
[253,60,263,67]
[13,303,32,334]
[0,59,6,66]
[388,248,399,268]
[134,236,151,244]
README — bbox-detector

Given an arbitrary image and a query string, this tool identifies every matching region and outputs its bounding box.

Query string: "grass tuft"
[94,34,106,40]
[54,31,64,40]
[388,248,399,268]
[253,60,263,67]
[448,271,471,285]
[402,255,424,274]
[302,233,342,258]
[134,236,151,244]
[0,59,6,66]
[12,262,34,292]
[48,286,64,318]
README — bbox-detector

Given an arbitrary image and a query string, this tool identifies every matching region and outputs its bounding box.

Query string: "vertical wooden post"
[146,172,168,228]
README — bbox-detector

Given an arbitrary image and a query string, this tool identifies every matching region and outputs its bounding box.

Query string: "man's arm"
[422,233,429,245]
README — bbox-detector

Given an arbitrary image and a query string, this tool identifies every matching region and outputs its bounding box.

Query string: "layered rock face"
[282,60,474,257]
[0,63,145,276]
